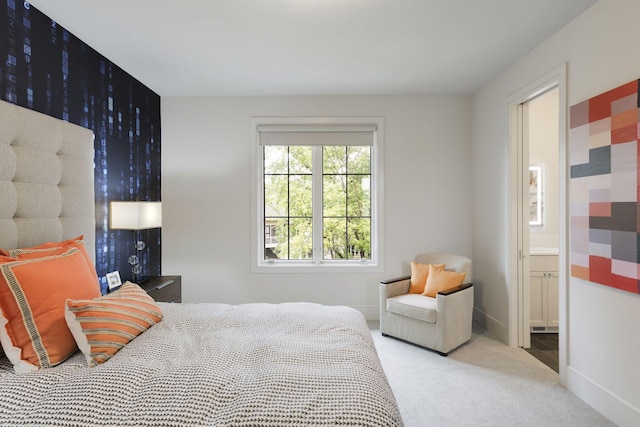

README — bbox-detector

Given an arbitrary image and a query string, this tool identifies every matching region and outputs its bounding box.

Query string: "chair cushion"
[386,294,437,323]
[409,262,445,294]
[422,265,466,297]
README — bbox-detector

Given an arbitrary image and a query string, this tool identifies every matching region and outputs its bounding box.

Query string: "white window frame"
[250,116,384,273]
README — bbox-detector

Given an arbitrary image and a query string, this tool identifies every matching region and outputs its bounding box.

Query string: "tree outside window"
[263,145,371,261]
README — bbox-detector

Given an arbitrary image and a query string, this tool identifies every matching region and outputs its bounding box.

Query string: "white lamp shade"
[110,201,162,230]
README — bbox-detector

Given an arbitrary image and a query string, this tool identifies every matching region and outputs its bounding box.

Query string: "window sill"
[252,261,383,274]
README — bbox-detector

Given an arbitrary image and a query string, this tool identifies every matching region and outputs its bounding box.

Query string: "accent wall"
[0,1,161,292]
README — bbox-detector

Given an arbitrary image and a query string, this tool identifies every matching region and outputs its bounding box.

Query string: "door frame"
[507,63,568,384]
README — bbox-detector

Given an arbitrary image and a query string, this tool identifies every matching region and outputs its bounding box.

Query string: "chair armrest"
[437,282,473,296]
[380,275,411,285]
[380,276,411,299]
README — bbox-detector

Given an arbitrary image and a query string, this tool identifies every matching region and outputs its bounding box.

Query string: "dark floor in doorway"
[525,333,559,373]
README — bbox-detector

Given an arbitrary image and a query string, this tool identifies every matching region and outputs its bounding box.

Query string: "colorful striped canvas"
[65,282,164,367]
[569,79,640,294]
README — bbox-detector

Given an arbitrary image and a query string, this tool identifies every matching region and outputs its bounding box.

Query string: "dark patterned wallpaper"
[0,1,162,293]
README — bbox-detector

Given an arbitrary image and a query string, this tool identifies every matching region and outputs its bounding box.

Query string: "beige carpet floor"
[369,322,615,427]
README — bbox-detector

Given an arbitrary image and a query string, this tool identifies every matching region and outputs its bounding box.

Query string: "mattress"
[0,302,403,426]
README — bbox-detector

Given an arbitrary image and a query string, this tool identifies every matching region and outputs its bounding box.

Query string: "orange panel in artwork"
[571,264,590,281]
[611,109,638,130]
[589,202,611,217]
[611,124,638,144]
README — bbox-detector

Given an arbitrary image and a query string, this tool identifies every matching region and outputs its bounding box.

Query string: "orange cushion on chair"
[65,282,164,367]
[409,262,445,294]
[0,247,101,373]
[422,264,466,298]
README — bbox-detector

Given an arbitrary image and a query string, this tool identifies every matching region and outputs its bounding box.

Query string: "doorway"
[522,88,560,371]
[508,63,568,382]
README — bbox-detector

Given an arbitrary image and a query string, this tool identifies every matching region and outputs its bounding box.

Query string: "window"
[251,117,384,272]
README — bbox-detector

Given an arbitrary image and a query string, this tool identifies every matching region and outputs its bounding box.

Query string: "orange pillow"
[409,262,445,294]
[422,264,466,297]
[5,236,99,293]
[65,282,164,367]
[0,248,101,372]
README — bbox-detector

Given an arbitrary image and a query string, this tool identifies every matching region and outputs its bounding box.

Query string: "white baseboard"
[567,366,640,427]
[473,306,509,344]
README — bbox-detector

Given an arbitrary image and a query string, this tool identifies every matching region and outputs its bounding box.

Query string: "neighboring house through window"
[251,117,384,272]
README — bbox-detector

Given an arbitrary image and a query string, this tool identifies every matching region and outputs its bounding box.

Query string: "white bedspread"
[0,302,403,426]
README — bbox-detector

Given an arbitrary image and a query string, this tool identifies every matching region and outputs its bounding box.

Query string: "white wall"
[162,95,471,319]
[471,0,640,425]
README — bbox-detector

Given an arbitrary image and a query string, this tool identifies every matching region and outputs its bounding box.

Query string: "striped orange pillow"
[65,282,164,367]
[0,247,102,372]
[6,236,100,293]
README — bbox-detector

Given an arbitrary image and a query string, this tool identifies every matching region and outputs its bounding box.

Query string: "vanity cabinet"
[530,255,558,331]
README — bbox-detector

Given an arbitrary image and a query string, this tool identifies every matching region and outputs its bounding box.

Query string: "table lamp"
[109,201,162,282]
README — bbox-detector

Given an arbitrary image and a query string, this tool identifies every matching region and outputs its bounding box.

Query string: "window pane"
[289,218,313,260]
[264,146,287,174]
[323,218,346,259]
[323,175,346,217]
[347,175,370,217]
[265,218,288,259]
[289,146,312,174]
[347,218,371,260]
[289,175,312,217]
[347,146,370,174]
[264,175,288,217]
[323,146,347,174]
[259,130,377,267]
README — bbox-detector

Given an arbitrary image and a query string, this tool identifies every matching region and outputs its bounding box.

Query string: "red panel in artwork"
[589,80,638,123]
[589,259,640,292]
[609,274,640,293]
[589,202,611,217]
[589,256,612,285]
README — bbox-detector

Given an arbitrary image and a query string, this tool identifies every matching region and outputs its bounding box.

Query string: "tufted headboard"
[0,100,96,262]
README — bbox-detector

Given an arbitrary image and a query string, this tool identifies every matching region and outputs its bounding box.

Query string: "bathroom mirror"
[529,164,543,226]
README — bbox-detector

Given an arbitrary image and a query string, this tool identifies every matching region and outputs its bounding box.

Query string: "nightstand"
[139,275,182,303]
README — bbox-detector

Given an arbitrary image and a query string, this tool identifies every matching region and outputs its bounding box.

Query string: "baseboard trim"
[567,366,640,426]
[472,306,508,344]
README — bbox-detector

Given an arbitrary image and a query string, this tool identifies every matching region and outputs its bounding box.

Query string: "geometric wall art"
[569,79,640,294]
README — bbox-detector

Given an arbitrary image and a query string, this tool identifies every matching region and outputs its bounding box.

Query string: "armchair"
[380,253,473,355]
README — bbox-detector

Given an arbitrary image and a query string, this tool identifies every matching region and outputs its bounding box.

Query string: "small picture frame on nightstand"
[106,271,122,291]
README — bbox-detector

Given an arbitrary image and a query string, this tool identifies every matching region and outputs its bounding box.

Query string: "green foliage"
[264,145,371,260]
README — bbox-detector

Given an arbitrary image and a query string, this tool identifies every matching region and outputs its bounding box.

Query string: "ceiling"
[27,0,598,97]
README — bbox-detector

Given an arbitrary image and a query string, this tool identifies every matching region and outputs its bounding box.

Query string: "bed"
[0,100,403,426]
